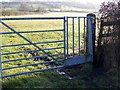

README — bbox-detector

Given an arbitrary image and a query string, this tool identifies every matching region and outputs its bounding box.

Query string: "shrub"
[98,0,120,71]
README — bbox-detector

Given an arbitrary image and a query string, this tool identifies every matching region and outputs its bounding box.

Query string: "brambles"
[98,0,120,70]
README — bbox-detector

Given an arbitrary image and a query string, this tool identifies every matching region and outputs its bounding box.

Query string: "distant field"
[1,12,89,18]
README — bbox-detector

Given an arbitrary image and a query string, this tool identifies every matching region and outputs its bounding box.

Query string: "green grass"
[2,63,119,88]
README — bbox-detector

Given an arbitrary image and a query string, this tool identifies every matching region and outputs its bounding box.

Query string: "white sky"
[40,0,106,4]
[1,0,106,4]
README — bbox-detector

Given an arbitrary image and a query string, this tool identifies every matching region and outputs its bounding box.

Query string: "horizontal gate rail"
[1,40,64,48]
[0,29,64,34]
[2,53,64,63]
[2,65,64,78]
[67,16,86,18]
[1,17,64,20]
[2,59,64,71]
[2,46,64,55]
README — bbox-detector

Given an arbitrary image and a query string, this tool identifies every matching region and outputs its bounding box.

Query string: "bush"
[1,9,21,16]
[98,0,120,71]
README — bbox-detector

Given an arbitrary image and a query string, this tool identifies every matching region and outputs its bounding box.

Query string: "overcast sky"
[1,0,106,4]
[32,0,106,4]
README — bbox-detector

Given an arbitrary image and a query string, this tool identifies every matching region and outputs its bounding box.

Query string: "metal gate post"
[87,13,96,62]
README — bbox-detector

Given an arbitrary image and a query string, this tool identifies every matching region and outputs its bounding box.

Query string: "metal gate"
[0,14,96,78]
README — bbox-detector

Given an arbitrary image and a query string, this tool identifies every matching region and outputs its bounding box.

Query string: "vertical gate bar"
[64,16,67,60]
[78,17,80,56]
[72,17,74,56]
[64,17,66,60]
[84,17,86,54]
[66,17,68,58]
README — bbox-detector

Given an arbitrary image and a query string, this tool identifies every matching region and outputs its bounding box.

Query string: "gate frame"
[0,13,96,78]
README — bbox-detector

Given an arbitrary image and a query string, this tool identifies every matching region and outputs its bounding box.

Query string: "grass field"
[1,14,119,88]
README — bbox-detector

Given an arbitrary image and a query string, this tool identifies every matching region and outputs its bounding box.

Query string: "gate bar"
[2,53,64,63]
[84,17,86,54]
[66,17,68,58]
[0,29,64,34]
[1,40,64,48]
[2,65,64,78]
[72,17,75,55]
[2,59,64,71]
[2,46,64,55]
[64,17,67,60]
[1,17,64,20]
[78,17,81,55]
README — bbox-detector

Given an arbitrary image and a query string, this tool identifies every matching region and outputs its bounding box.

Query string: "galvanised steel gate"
[0,14,96,78]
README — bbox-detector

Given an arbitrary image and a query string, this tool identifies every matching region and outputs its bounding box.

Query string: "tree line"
[0,2,49,16]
